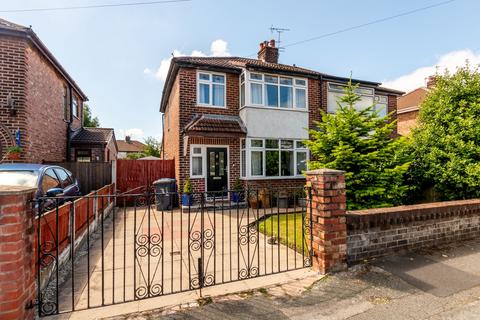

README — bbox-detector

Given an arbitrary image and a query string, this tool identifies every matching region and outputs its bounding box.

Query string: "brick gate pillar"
[0,186,37,320]
[306,169,347,274]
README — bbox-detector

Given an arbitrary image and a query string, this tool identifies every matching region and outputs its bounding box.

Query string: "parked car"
[0,164,81,210]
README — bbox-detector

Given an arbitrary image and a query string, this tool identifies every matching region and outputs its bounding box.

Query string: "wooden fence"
[35,183,115,271]
[116,159,175,193]
[47,162,112,195]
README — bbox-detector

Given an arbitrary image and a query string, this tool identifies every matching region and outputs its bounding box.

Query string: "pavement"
[100,239,480,320]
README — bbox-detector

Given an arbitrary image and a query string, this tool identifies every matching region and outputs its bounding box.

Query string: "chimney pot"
[125,135,131,143]
[426,75,437,89]
[257,39,279,64]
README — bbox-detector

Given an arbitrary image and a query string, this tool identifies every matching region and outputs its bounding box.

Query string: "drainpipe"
[66,86,73,162]
[161,113,165,160]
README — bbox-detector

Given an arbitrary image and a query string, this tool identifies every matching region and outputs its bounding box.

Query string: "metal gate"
[35,186,312,317]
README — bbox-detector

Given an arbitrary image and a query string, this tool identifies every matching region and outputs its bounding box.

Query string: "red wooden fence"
[36,184,115,269]
[116,159,175,193]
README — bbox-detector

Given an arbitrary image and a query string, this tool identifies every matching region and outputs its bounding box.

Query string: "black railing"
[35,186,312,316]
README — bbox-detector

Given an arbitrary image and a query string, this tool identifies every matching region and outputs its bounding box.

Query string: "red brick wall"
[24,44,68,163]
[397,110,418,136]
[163,75,181,184]
[0,187,37,320]
[0,34,85,163]
[388,95,398,136]
[0,36,28,160]
[308,78,322,129]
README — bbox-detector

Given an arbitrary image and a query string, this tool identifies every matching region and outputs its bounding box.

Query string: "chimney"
[125,135,131,143]
[257,39,279,64]
[426,75,437,89]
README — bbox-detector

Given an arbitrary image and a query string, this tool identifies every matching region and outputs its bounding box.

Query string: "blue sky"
[1,0,478,140]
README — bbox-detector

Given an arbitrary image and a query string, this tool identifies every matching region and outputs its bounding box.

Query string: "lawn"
[258,212,310,254]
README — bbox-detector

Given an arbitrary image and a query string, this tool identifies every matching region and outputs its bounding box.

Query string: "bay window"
[197,72,225,107]
[241,71,307,110]
[241,138,308,178]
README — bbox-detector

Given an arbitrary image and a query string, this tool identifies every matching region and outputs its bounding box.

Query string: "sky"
[1,0,478,141]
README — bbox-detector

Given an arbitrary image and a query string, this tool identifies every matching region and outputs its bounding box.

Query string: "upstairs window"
[197,72,226,107]
[375,95,388,117]
[72,97,78,118]
[327,82,387,116]
[241,72,307,110]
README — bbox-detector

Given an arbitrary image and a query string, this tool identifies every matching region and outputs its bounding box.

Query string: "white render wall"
[240,107,309,139]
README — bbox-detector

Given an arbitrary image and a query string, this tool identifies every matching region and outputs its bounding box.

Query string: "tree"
[143,137,161,158]
[305,80,410,209]
[126,136,161,159]
[83,104,100,127]
[408,66,480,200]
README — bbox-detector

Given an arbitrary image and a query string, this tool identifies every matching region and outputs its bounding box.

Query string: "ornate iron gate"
[36,187,312,316]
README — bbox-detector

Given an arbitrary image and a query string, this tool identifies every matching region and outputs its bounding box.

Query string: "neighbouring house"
[160,39,403,193]
[397,76,435,136]
[70,127,118,162]
[116,136,146,159]
[0,18,115,163]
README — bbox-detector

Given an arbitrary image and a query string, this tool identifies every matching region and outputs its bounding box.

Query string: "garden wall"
[346,199,480,263]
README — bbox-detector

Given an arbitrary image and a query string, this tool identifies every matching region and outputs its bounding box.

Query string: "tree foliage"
[305,80,410,209]
[125,136,161,159]
[143,137,161,158]
[83,104,100,127]
[408,66,480,200]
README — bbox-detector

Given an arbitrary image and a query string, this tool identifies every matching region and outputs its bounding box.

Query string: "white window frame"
[242,138,308,180]
[374,95,388,117]
[197,71,227,108]
[240,70,308,111]
[190,145,206,178]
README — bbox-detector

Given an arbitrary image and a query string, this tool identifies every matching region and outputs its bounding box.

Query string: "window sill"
[240,105,308,113]
[196,104,227,109]
[241,176,306,181]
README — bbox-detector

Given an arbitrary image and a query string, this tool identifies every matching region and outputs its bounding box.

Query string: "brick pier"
[0,186,37,320]
[306,169,347,274]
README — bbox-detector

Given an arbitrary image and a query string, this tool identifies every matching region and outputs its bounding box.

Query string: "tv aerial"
[270,25,290,51]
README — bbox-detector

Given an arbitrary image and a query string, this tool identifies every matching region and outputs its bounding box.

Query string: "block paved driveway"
[106,239,480,320]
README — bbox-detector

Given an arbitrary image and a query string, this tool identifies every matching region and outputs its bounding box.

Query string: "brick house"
[116,136,146,159]
[160,40,403,194]
[397,76,436,136]
[0,18,116,163]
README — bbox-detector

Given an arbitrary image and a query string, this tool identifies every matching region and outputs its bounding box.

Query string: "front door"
[206,147,228,195]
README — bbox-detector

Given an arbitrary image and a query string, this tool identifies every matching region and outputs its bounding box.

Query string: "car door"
[54,168,78,197]
[41,168,62,209]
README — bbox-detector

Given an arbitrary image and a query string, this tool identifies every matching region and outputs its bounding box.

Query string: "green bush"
[408,66,480,201]
[305,79,411,209]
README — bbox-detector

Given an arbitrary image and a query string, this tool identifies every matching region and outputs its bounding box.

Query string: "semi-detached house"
[160,40,403,194]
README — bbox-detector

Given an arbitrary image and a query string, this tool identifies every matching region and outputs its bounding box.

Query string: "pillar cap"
[0,185,37,195]
[305,168,345,176]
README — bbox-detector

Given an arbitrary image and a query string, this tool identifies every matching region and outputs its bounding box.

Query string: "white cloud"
[118,128,144,140]
[150,39,231,81]
[143,68,152,74]
[383,49,480,92]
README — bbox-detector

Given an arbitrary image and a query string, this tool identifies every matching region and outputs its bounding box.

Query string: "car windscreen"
[0,170,39,188]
